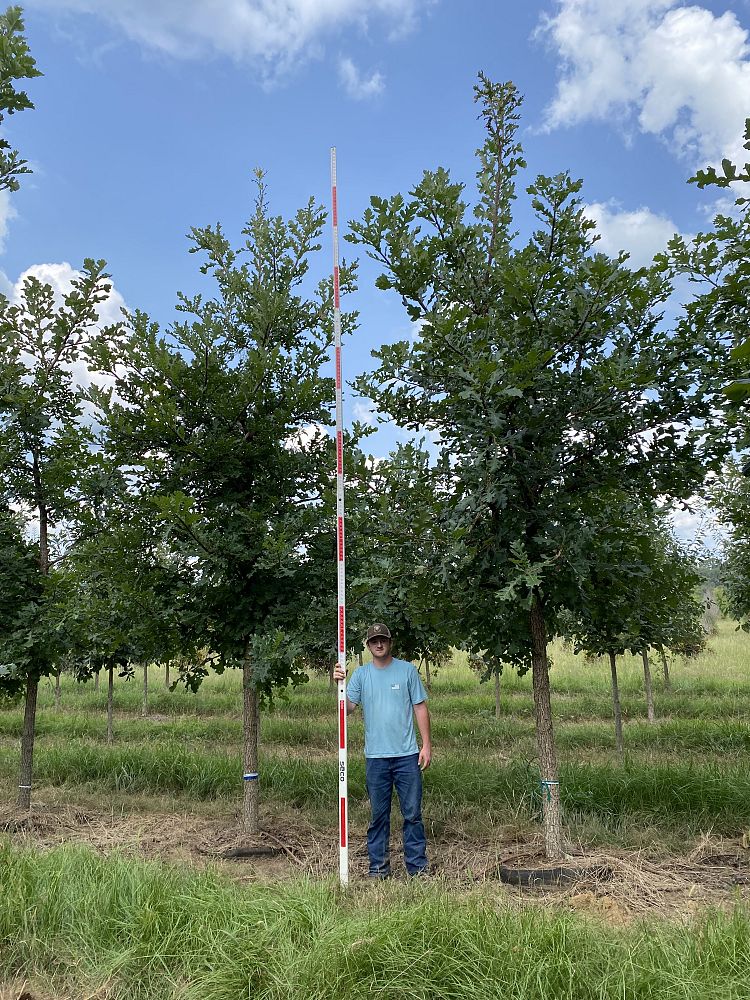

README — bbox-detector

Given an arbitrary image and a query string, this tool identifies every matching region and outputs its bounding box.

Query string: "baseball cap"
[366,623,392,642]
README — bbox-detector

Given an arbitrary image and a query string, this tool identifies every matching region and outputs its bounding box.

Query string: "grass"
[3,620,750,848]
[3,739,750,840]
[2,841,750,1000]
[3,624,750,996]
[4,702,750,756]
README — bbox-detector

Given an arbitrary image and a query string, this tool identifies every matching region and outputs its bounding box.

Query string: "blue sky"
[4,0,750,541]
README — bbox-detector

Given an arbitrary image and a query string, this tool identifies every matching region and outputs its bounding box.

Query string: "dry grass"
[2,618,750,940]
[2,799,749,927]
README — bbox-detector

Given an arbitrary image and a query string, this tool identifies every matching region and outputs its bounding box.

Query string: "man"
[334,622,431,878]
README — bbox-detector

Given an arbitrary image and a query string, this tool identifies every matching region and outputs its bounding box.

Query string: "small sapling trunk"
[107,664,114,745]
[609,651,624,763]
[242,655,260,836]
[530,595,563,859]
[17,676,38,810]
[660,648,671,689]
[642,649,655,724]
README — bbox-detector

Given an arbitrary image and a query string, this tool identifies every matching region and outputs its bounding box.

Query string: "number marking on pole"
[331,147,348,886]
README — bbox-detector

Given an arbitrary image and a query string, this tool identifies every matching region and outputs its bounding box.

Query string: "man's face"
[367,636,391,655]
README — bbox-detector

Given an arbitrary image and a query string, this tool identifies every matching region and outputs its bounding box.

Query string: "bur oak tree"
[346,442,457,683]
[467,652,506,719]
[0,261,117,808]
[669,119,750,424]
[669,121,750,626]
[567,500,702,756]
[349,77,732,857]
[714,463,750,629]
[0,507,43,700]
[0,5,40,193]
[58,501,192,740]
[88,177,355,835]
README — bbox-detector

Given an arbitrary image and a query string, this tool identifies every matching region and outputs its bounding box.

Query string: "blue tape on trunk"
[243,772,259,781]
[540,779,560,803]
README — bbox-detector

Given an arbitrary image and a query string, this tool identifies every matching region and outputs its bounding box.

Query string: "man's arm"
[333,665,360,714]
[414,701,432,770]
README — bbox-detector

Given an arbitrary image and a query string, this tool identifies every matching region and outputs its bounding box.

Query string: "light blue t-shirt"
[347,658,428,758]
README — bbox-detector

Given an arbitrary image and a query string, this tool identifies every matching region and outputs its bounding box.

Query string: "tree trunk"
[358,651,363,667]
[529,593,563,859]
[165,660,170,688]
[659,648,671,689]
[18,454,48,811]
[142,663,148,717]
[424,657,432,690]
[107,664,114,745]
[609,651,624,763]
[54,667,62,712]
[94,669,100,693]
[242,654,260,836]
[494,670,501,720]
[642,649,655,724]
[17,675,39,810]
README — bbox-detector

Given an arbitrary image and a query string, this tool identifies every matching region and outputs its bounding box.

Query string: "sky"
[5,0,750,544]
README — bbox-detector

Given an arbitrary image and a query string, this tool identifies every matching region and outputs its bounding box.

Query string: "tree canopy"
[0,5,41,192]
[348,75,732,856]
[86,176,357,832]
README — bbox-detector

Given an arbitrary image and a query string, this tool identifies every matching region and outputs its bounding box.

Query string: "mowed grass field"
[2,620,750,999]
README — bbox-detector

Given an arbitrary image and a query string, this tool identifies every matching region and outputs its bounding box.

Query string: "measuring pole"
[331,147,348,886]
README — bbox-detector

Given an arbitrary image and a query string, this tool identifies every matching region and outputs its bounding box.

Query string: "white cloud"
[668,496,725,549]
[338,56,384,99]
[0,189,17,254]
[583,200,680,266]
[539,0,750,169]
[698,193,744,223]
[12,261,127,401]
[284,422,327,451]
[353,399,377,426]
[409,318,426,343]
[28,0,426,80]
[14,261,126,324]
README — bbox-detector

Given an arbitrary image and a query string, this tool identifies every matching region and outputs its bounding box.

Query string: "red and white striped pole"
[331,147,348,886]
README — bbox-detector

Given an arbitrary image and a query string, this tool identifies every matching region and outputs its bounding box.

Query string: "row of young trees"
[0,12,746,857]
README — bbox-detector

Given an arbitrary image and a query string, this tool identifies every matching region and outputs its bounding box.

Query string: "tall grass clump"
[0,742,365,805]
[560,759,750,832]
[1,842,750,999]
[4,738,750,836]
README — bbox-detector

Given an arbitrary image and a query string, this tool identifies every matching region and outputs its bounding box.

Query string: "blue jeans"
[365,753,427,876]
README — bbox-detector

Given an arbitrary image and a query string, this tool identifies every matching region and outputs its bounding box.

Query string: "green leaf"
[729,338,750,363]
[723,379,750,403]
